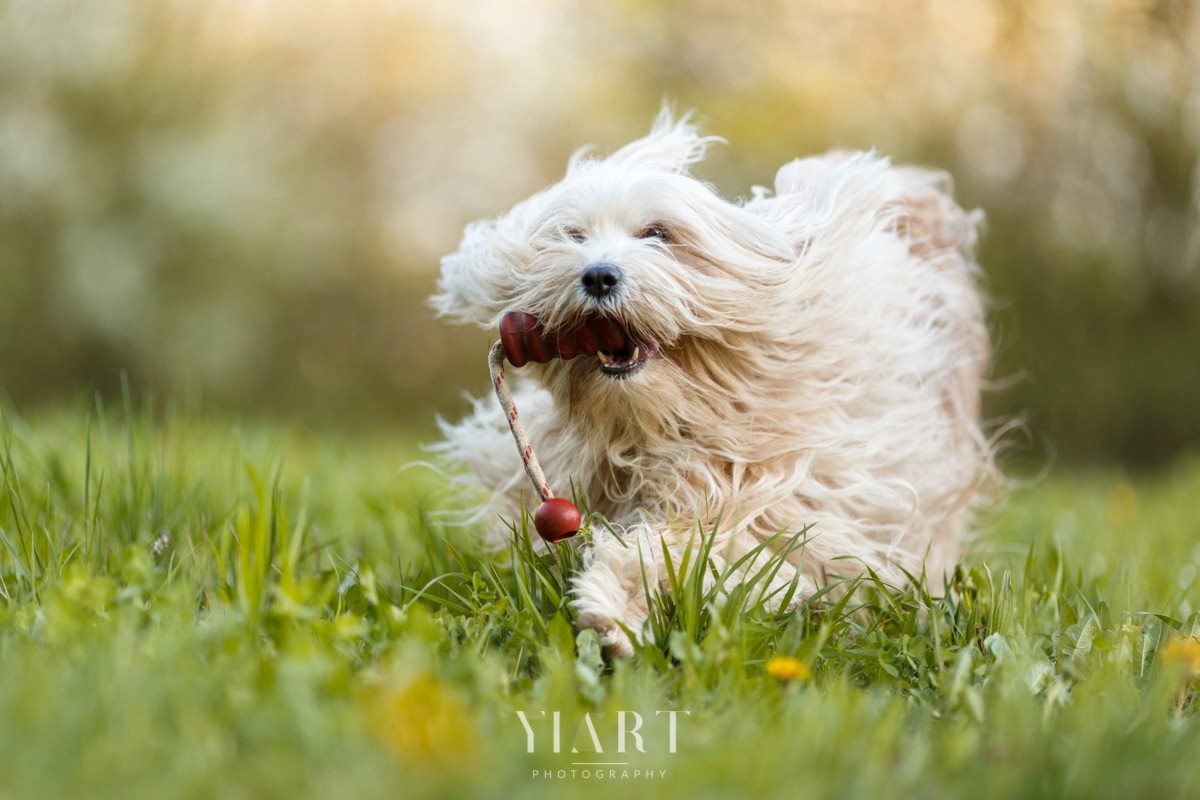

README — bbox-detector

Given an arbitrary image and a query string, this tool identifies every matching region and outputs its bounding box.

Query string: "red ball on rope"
[533,497,582,543]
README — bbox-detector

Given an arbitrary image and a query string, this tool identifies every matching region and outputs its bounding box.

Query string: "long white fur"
[431,110,994,656]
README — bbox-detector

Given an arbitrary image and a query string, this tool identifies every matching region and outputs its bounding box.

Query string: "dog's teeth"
[631,346,640,362]
[598,351,611,364]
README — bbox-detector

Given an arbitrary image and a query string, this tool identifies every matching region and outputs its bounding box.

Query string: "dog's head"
[432,110,795,396]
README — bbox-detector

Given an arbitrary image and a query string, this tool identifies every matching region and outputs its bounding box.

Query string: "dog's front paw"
[575,607,637,658]
[571,527,657,657]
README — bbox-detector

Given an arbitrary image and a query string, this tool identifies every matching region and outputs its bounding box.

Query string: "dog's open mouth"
[594,320,659,378]
[499,311,660,378]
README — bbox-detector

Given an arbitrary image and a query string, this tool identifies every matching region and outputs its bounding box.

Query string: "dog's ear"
[431,216,524,326]
[605,107,723,174]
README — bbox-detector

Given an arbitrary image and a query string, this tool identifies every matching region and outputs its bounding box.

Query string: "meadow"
[1,399,1198,800]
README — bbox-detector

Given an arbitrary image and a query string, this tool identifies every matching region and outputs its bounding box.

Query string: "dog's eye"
[564,226,587,243]
[639,225,671,242]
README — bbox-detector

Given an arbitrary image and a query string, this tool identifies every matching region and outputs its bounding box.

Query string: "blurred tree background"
[0,0,1196,466]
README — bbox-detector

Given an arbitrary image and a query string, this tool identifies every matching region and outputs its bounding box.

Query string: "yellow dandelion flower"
[368,674,478,767]
[1161,636,1200,681]
[765,655,812,682]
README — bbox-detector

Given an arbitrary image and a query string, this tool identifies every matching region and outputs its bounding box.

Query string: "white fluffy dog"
[432,110,993,656]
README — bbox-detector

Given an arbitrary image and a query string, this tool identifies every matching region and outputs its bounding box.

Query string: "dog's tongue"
[499,311,627,367]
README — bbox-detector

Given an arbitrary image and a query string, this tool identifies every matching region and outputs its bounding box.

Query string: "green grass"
[1,400,1199,800]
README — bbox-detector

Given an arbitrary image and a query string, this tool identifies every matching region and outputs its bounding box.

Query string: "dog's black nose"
[581,263,622,299]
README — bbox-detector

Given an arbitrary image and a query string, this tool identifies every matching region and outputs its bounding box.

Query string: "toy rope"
[489,341,553,502]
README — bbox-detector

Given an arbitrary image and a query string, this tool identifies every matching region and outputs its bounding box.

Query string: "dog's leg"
[571,524,661,657]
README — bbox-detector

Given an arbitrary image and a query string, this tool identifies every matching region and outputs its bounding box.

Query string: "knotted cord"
[488,340,553,502]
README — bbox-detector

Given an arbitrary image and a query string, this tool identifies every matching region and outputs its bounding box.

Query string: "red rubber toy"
[489,319,585,545]
[498,311,625,367]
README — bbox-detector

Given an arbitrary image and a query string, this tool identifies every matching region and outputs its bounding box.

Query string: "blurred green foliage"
[0,0,1197,463]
